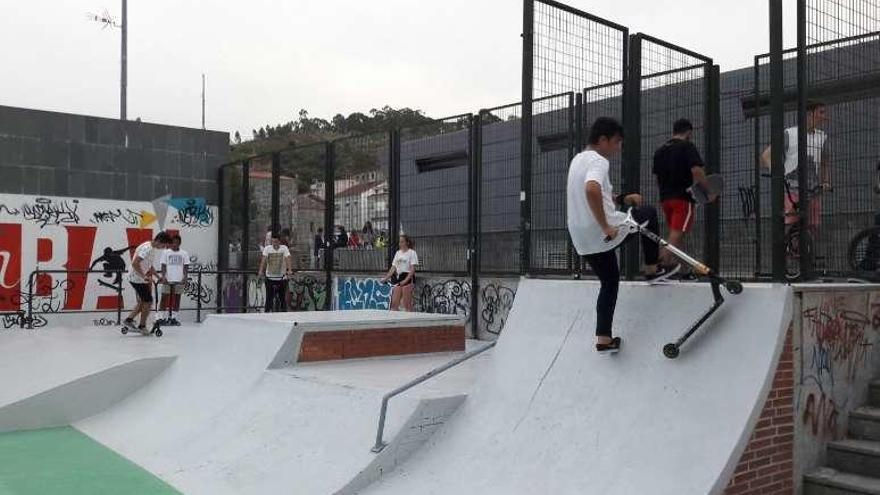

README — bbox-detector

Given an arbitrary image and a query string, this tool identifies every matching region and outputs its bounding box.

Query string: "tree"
[234,131,242,144]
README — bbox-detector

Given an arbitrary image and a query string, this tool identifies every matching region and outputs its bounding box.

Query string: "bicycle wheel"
[848,226,880,273]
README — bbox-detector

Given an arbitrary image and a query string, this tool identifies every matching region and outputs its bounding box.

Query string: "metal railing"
[371,341,496,453]
[22,268,264,327]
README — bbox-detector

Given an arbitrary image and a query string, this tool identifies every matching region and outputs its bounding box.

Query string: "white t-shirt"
[129,241,156,283]
[566,150,627,255]
[783,127,827,187]
[392,249,419,274]
[262,244,291,280]
[161,249,190,284]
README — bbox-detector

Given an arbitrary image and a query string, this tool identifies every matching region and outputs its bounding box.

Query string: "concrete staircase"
[804,380,880,495]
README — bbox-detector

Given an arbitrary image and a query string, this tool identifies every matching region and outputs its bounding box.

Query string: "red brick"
[734,471,758,484]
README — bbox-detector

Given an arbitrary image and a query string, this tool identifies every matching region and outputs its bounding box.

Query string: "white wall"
[0,193,218,327]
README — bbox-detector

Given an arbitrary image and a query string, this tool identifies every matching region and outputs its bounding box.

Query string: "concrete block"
[0,166,23,194]
[67,115,86,143]
[84,117,99,144]
[112,174,126,199]
[871,381,880,408]
[53,169,69,196]
[827,439,880,479]
[40,141,70,169]
[803,467,880,495]
[97,120,124,146]
[68,171,86,197]
[19,138,42,166]
[68,142,86,170]
[21,166,40,195]
[179,153,194,178]
[84,172,113,199]
[0,137,19,164]
[38,168,56,196]
[851,407,880,441]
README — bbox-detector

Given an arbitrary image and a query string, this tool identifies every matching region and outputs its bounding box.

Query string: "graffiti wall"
[0,193,218,327]
[332,274,519,340]
[794,289,880,480]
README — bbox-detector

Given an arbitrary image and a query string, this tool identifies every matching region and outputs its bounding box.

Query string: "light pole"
[87,1,126,120]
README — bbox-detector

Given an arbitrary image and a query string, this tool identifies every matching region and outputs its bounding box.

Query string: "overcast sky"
[0,1,798,139]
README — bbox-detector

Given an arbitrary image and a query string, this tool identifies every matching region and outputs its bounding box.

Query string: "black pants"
[583,205,660,337]
[265,279,287,312]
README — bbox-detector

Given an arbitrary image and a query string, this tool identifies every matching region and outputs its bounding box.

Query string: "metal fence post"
[242,160,251,311]
[753,56,763,277]
[705,64,722,272]
[769,0,787,282]
[622,34,643,281]
[196,271,203,322]
[27,270,36,329]
[471,114,482,338]
[520,0,535,277]
[271,152,281,234]
[795,0,812,281]
[116,274,123,325]
[324,141,336,311]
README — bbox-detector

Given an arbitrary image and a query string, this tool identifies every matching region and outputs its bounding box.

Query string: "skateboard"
[120,320,163,337]
[688,174,723,204]
[617,209,743,359]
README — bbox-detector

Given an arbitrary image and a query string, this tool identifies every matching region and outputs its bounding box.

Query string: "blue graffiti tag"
[337,278,392,310]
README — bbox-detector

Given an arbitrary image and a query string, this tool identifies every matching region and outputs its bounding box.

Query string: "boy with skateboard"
[124,231,172,335]
[567,117,677,355]
[159,234,189,326]
[652,118,718,278]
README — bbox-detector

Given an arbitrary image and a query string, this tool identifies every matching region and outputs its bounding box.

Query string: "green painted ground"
[0,427,179,495]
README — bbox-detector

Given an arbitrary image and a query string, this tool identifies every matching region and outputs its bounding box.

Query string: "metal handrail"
[23,268,264,326]
[371,341,496,453]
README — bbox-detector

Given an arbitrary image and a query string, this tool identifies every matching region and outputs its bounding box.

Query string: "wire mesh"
[802,0,880,278]
[479,103,522,274]
[330,133,391,273]
[278,143,328,271]
[527,0,627,274]
[530,92,575,272]
[219,162,246,272]
[635,36,712,271]
[399,115,473,274]
[247,155,273,271]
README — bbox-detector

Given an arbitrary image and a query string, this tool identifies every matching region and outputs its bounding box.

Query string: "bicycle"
[783,181,829,280]
[846,162,880,276]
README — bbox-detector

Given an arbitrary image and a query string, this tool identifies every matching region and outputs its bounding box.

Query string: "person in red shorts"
[652,118,717,278]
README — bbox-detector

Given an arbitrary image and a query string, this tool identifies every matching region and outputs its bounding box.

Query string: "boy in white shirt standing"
[159,234,189,326]
[567,117,677,354]
[125,231,172,335]
[258,232,293,312]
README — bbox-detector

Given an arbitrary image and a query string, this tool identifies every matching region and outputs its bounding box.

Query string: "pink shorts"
[784,192,821,226]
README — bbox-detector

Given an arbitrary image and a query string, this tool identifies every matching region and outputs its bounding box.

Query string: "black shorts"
[130,282,153,303]
[392,272,414,286]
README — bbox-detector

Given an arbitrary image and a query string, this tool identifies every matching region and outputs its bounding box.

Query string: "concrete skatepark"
[3,279,856,494]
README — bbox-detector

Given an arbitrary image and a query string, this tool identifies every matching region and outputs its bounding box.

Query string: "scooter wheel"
[121,327,128,335]
[725,281,744,295]
[663,343,680,359]
[155,329,163,338]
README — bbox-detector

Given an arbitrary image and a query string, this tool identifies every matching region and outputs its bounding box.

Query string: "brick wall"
[725,327,794,495]
[297,325,465,362]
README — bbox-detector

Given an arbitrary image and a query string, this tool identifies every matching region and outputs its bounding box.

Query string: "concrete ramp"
[0,357,175,433]
[358,280,793,495]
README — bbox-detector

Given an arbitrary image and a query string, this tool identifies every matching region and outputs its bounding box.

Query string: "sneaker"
[596,337,622,355]
[646,264,681,285]
[170,318,180,326]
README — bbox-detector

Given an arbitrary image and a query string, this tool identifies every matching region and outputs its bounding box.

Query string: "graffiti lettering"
[0,205,21,216]
[90,209,143,225]
[2,313,47,329]
[802,392,840,439]
[93,318,117,327]
[418,279,471,316]
[21,198,80,228]
[480,283,516,336]
[291,274,327,311]
[338,277,391,310]
[176,200,214,228]
[183,277,214,305]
